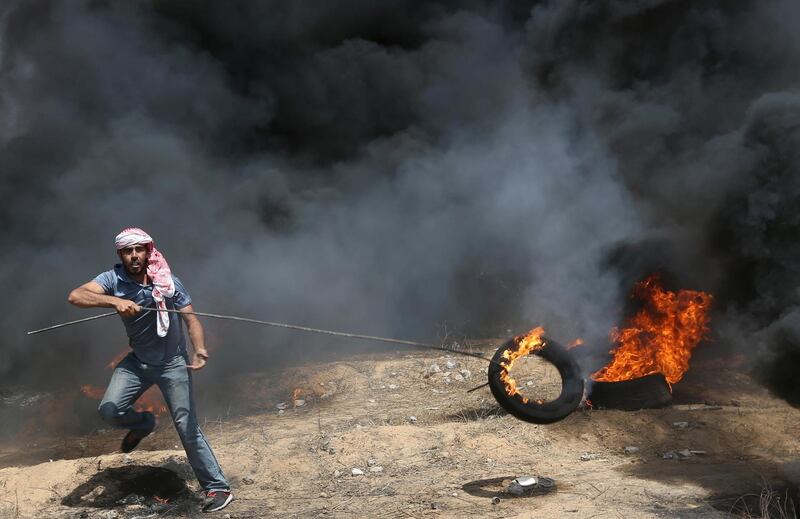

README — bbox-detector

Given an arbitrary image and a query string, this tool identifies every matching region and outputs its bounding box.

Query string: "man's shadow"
[61,465,195,509]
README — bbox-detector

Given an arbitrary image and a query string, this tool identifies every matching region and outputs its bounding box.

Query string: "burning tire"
[488,336,584,424]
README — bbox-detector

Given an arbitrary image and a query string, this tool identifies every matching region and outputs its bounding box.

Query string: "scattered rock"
[242,477,255,485]
[440,451,450,458]
[80,485,106,502]
[673,421,689,428]
[369,466,384,473]
[294,399,306,407]
[445,360,457,370]
[662,451,678,459]
[453,373,464,382]
[333,470,342,478]
[99,510,121,519]
[276,402,288,410]
[367,399,376,403]
[320,492,328,498]
[278,410,285,416]
[624,446,640,454]
[431,502,439,509]
[459,369,472,379]
[428,364,442,374]
[525,380,534,387]
[580,453,598,461]
[117,494,144,505]
[408,416,418,423]
[123,455,133,464]
[367,458,378,467]
[328,447,337,455]
[388,384,398,390]
[491,496,501,505]
[351,468,364,476]
[677,449,693,458]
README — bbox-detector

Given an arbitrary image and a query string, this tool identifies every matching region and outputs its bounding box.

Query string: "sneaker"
[202,490,233,513]
[120,412,155,454]
[120,428,152,453]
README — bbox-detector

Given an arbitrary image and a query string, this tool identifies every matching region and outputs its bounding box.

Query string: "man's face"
[118,244,149,276]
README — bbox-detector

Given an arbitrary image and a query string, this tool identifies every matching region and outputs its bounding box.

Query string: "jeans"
[98,353,229,492]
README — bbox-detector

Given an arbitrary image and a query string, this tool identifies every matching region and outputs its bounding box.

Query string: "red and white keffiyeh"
[114,227,175,337]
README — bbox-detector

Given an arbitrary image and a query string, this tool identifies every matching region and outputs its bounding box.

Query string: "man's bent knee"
[98,401,121,424]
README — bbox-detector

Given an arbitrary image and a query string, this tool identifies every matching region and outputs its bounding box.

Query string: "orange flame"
[592,275,712,385]
[567,338,584,349]
[498,326,546,404]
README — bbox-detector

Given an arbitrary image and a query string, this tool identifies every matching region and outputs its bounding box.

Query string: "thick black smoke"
[2,1,798,404]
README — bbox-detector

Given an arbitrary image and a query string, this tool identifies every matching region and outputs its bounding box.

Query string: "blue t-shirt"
[94,264,193,365]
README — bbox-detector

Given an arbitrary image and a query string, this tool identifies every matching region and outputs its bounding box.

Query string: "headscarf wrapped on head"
[114,227,175,337]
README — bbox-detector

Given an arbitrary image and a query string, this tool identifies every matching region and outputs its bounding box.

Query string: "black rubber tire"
[488,337,584,424]
[589,373,672,410]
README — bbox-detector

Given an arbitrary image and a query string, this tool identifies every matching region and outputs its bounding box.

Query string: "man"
[68,228,233,513]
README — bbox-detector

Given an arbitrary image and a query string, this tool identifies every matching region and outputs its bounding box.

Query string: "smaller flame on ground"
[567,338,584,349]
[498,326,546,404]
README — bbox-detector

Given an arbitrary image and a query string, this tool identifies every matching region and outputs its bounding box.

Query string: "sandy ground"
[1,341,799,518]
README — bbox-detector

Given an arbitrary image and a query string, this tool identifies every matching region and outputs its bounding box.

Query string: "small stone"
[294,399,306,407]
[428,364,442,374]
[662,451,677,459]
[367,458,378,466]
[388,384,398,390]
[673,421,689,428]
[351,468,364,476]
[453,373,464,382]
[525,380,534,387]
[276,402,288,410]
[369,466,384,473]
[580,453,597,461]
[491,496,501,505]
[431,502,439,509]
[123,454,133,464]
[451,492,458,497]
[333,470,342,477]
[242,477,255,485]
[391,372,397,376]
[677,449,692,458]
[408,416,418,423]
[328,447,337,455]
[486,458,493,464]
[277,409,285,416]
[445,360,457,370]
[368,399,376,403]
[320,492,328,498]
[624,446,640,454]
[459,369,471,379]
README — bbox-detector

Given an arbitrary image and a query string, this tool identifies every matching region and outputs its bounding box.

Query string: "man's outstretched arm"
[68,281,141,317]
[180,305,209,370]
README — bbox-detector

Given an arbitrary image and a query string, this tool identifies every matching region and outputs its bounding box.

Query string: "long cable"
[27,307,493,363]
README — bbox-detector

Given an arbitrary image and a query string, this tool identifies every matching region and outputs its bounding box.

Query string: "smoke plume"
[2,1,799,405]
